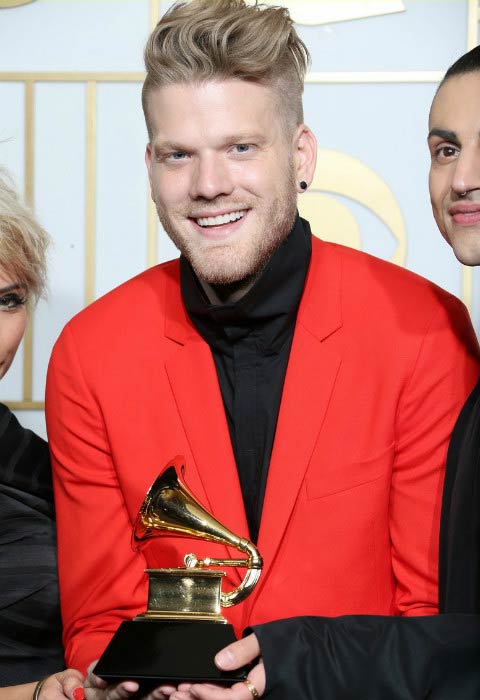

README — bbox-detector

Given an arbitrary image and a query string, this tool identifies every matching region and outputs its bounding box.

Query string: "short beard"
[156,165,298,288]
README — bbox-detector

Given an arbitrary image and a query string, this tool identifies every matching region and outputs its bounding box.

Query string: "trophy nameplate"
[95,457,263,689]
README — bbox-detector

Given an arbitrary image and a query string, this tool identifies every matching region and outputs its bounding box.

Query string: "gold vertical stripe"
[462,266,473,313]
[467,0,479,49]
[147,0,160,266]
[150,0,160,30]
[22,321,33,402]
[24,82,34,207]
[147,194,158,267]
[85,81,96,306]
[460,0,479,312]
[23,81,34,402]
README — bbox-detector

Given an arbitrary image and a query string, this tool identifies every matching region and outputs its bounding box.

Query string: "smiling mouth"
[450,210,480,226]
[195,210,247,227]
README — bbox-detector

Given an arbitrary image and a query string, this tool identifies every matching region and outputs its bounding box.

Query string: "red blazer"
[46,237,480,672]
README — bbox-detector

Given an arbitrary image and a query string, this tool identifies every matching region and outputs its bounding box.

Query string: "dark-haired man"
[180,45,480,700]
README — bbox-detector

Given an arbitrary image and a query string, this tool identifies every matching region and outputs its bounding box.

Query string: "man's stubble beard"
[155,168,298,287]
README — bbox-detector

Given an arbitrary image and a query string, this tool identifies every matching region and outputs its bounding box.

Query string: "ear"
[293,124,317,193]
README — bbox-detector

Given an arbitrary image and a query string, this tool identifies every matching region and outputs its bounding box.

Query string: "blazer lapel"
[162,239,343,592]
[257,239,343,580]
[164,269,248,580]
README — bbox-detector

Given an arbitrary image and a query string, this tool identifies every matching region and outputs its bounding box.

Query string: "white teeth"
[196,210,246,227]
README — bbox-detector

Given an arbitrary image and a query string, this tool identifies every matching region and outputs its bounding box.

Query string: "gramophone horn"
[132,459,262,607]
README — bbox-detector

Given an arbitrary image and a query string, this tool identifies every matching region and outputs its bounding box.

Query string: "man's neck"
[199,273,260,305]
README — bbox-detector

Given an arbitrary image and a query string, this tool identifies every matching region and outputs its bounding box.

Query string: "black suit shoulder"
[0,404,64,684]
[440,379,480,613]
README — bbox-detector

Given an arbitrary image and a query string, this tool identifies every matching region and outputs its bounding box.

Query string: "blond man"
[46,3,479,699]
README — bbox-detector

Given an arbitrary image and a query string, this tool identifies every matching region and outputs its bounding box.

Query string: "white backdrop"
[0,0,479,438]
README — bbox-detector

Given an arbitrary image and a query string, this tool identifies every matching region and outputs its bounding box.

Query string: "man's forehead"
[429,72,480,128]
[146,78,279,141]
[146,78,275,107]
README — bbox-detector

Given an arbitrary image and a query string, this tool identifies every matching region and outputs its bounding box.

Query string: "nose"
[189,152,234,201]
[451,147,480,196]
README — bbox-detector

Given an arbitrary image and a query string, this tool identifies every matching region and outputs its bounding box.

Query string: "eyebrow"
[153,133,266,155]
[153,142,186,155]
[427,128,460,145]
[0,283,23,295]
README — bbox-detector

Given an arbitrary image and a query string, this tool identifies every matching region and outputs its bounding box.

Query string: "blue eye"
[234,144,250,153]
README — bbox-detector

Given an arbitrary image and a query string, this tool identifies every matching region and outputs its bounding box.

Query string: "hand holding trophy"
[95,457,263,691]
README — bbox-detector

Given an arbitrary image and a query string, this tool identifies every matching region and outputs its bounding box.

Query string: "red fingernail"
[73,688,85,700]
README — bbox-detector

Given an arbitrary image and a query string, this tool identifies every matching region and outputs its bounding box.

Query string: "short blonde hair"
[0,171,49,304]
[142,0,310,138]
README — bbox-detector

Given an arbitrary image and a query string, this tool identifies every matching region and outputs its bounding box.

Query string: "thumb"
[215,633,261,670]
[56,669,85,700]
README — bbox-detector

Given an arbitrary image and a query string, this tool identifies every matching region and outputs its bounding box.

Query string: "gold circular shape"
[299,148,407,267]
[244,678,260,699]
[0,0,36,7]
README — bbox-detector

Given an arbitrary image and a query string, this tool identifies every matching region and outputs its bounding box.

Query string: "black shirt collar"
[181,215,312,353]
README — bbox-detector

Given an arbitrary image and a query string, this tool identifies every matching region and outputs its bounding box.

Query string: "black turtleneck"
[181,215,312,543]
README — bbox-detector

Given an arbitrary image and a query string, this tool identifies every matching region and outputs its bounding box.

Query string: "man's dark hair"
[441,44,480,86]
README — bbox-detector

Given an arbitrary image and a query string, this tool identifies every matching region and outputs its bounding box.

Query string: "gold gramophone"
[95,457,263,688]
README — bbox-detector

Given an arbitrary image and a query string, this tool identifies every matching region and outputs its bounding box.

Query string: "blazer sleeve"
[46,324,149,673]
[389,294,479,615]
[251,615,480,700]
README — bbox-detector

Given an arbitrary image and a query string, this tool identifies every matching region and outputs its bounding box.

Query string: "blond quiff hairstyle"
[142,0,310,138]
[0,171,49,305]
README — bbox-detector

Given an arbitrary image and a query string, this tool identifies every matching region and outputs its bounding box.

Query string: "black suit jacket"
[0,404,64,684]
[252,614,480,699]
[440,379,480,612]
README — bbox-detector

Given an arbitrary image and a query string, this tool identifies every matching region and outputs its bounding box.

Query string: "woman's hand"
[84,662,177,700]
[39,669,85,700]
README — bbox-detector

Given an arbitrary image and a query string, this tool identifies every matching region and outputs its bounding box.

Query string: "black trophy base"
[94,619,248,691]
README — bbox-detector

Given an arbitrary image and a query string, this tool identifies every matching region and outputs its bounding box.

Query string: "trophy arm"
[183,538,263,607]
[220,538,263,608]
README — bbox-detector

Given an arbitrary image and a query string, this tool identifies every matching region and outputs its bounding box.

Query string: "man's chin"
[452,248,480,267]
[189,245,265,286]
[450,236,480,267]
[193,263,257,287]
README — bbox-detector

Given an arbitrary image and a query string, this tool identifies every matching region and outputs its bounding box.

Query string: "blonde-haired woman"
[0,172,82,700]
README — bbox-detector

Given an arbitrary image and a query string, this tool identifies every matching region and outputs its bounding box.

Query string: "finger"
[85,662,107,690]
[189,683,236,699]
[84,680,139,700]
[56,669,86,700]
[104,681,140,700]
[39,670,84,695]
[215,635,261,671]
[84,661,139,700]
[169,692,196,700]
[190,663,265,700]
[247,659,265,696]
[151,686,178,698]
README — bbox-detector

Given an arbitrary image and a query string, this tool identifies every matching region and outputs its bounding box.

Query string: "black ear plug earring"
[299,181,308,190]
